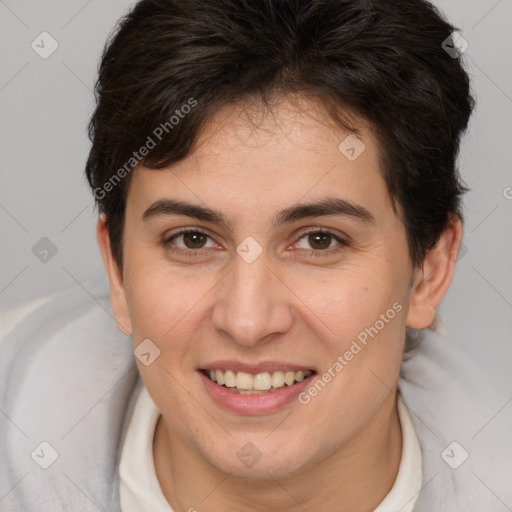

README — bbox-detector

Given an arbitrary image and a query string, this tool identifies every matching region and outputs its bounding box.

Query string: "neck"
[153,392,402,512]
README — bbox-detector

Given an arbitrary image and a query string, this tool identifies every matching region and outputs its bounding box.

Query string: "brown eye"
[308,232,332,250]
[164,229,216,253]
[295,230,343,253]
[182,231,208,249]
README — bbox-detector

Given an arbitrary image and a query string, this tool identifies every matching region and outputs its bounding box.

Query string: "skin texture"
[97,95,462,512]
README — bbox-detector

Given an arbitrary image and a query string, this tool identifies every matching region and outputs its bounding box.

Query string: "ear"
[96,215,133,335]
[406,214,463,330]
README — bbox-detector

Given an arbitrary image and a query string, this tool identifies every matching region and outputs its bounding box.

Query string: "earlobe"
[406,215,463,330]
[96,215,133,335]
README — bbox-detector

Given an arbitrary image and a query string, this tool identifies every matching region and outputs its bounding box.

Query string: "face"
[100,95,445,480]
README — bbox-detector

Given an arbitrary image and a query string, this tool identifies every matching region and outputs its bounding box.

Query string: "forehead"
[126,95,394,226]
[191,95,375,164]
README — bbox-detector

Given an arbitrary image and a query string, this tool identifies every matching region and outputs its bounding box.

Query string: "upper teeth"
[207,369,312,391]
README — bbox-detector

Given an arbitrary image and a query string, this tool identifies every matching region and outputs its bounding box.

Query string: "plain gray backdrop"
[1,0,511,389]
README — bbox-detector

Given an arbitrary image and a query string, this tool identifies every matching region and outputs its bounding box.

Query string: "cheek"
[297,266,400,339]
[296,266,407,399]
[123,260,215,353]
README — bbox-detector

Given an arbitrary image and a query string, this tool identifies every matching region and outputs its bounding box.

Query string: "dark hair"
[85,0,474,271]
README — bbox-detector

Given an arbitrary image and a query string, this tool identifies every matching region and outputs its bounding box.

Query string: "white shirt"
[119,381,423,512]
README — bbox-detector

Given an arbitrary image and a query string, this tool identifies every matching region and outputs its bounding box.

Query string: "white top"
[119,382,423,512]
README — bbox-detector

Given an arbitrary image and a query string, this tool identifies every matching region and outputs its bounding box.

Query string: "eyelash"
[163,227,348,259]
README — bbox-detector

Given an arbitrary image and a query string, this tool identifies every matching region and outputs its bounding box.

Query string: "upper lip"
[199,360,316,374]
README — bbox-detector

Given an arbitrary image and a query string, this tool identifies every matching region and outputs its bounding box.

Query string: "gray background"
[1,0,511,388]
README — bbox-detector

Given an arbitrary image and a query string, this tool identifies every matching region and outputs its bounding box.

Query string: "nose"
[210,249,293,347]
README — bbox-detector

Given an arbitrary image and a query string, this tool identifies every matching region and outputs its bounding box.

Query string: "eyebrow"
[142,197,375,229]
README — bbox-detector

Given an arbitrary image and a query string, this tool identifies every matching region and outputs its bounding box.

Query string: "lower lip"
[198,371,315,415]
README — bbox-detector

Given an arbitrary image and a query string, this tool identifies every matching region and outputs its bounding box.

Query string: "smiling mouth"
[201,368,316,394]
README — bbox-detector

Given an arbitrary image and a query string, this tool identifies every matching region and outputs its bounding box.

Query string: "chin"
[201,438,312,480]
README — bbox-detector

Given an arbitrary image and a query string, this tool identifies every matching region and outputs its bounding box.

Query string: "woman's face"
[112,96,418,479]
